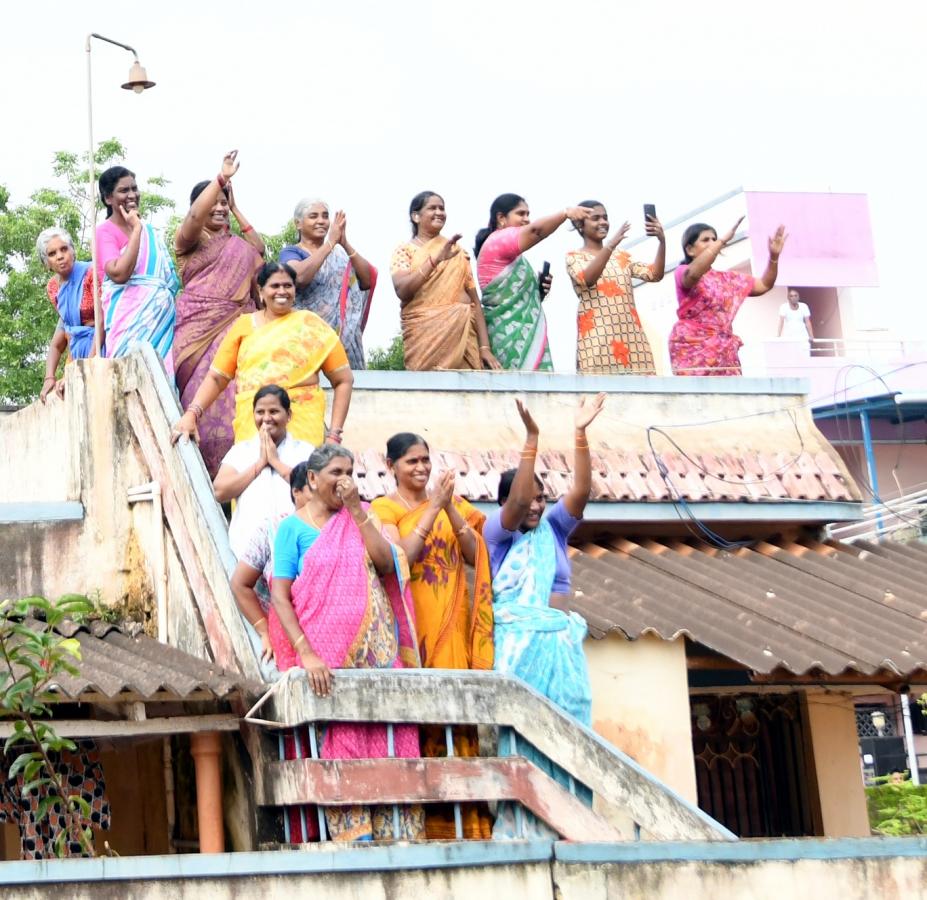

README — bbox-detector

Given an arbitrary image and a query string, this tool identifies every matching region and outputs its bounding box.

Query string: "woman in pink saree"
[174,151,264,475]
[269,446,425,842]
[669,218,787,376]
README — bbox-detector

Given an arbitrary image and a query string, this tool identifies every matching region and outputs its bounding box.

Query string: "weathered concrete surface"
[263,669,734,842]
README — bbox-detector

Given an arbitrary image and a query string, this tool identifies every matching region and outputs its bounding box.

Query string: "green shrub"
[866,782,927,835]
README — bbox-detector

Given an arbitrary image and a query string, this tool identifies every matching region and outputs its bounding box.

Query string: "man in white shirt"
[777,288,814,342]
[212,385,313,557]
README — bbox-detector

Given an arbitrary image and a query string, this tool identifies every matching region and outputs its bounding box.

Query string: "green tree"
[367,332,405,370]
[0,139,174,404]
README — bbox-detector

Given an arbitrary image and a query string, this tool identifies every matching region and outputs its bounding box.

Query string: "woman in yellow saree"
[391,192,500,371]
[172,261,353,449]
[371,432,494,839]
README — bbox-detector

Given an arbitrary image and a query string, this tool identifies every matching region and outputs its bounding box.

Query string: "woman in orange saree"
[371,433,494,839]
[171,261,353,449]
[391,192,500,371]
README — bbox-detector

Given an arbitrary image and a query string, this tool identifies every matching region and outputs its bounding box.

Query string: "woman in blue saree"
[483,393,605,837]
[36,227,97,402]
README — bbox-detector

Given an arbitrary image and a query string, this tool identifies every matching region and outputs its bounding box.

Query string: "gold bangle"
[251,616,267,628]
[294,633,308,648]
[357,513,374,528]
[479,344,491,350]
[520,452,537,459]
[456,523,471,536]
[414,525,429,540]
[348,249,358,258]
[325,240,334,253]
[575,442,590,450]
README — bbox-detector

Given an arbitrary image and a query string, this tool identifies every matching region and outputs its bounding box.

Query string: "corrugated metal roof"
[569,538,927,676]
[23,618,258,701]
[352,448,859,505]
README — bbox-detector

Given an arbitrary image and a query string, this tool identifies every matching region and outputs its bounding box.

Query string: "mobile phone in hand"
[644,204,657,227]
[539,261,551,299]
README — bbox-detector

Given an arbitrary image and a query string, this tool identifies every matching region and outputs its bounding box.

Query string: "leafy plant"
[0,594,96,856]
[367,332,405,371]
[866,780,927,836]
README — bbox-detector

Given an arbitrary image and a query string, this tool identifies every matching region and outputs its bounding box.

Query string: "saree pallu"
[491,520,592,839]
[55,261,95,360]
[371,496,494,839]
[399,238,480,371]
[669,267,754,376]
[174,231,259,476]
[268,507,424,842]
[233,311,338,445]
[102,223,179,374]
[481,255,552,371]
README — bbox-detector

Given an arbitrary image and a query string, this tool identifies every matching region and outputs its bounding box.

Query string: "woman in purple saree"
[174,151,264,476]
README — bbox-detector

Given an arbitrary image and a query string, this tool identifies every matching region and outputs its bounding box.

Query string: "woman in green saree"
[474,195,592,370]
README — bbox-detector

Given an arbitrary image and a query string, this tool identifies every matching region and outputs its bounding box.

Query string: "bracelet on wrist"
[241,224,254,234]
[217,173,228,189]
[191,402,205,420]
[43,375,56,383]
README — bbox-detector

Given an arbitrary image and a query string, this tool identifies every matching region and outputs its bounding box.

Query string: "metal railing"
[827,484,927,543]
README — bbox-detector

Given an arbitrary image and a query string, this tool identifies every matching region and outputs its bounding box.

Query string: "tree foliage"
[367,332,405,371]
[867,780,927,835]
[0,593,97,857]
[0,140,174,404]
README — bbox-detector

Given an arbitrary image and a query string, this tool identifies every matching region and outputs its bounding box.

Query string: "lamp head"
[122,61,155,94]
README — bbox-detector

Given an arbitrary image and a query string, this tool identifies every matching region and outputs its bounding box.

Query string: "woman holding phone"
[566,201,665,374]
[474,194,591,371]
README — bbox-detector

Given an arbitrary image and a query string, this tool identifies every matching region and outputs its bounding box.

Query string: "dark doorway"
[690,693,816,837]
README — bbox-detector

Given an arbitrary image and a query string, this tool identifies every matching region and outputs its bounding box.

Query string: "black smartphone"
[644,204,657,226]
[539,261,551,299]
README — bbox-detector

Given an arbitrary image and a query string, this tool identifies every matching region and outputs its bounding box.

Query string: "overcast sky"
[3,0,925,369]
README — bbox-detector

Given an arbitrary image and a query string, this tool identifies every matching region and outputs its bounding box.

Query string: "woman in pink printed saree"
[269,445,425,842]
[174,151,264,476]
[669,218,788,376]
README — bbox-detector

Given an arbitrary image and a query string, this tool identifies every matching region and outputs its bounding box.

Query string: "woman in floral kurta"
[669,218,788,376]
[566,201,665,374]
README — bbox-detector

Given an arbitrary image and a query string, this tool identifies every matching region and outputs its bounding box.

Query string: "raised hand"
[607,221,632,251]
[645,215,665,242]
[329,210,346,245]
[566,206,594,223]
[435,233,462,263]
[575,392,606,431]
[122,206,142,232]
[221,150,240,180]
[430,469,455,510]
[516,398,539,439]
[336,474,360,510]
[768,225,788,260]
[719,216,745,247]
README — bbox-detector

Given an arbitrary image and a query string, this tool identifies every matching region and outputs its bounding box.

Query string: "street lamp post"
[85,33,155,358]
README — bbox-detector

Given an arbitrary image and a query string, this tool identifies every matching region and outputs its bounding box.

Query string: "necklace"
[299,505,327,530]
[395,490,423,510]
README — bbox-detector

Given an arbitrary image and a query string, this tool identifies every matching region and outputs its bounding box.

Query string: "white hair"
[293,197,329,222]
[36,227,75,267]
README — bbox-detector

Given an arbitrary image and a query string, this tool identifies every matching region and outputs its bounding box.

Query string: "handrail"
[257,669,736,842]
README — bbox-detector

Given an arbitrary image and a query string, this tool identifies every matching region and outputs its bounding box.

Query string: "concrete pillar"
[803,690,871,837]
[585,633,698,804]
[190,731,225,853]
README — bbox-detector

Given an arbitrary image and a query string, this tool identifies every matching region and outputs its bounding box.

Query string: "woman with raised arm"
[484,394,605,838]
[269,445,425,842]
[371,433,494,839]
[474,194,592,370]
[670,218,788,376]
[170,261,353,449]
[391,192,500,371]
[566,201,666,374]
[96,166,179,370]
[35,227,97,402]
[173,151,265,476]
[279,199,375,370]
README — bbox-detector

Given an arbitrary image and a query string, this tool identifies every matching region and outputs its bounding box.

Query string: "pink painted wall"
[745,192,878,287]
